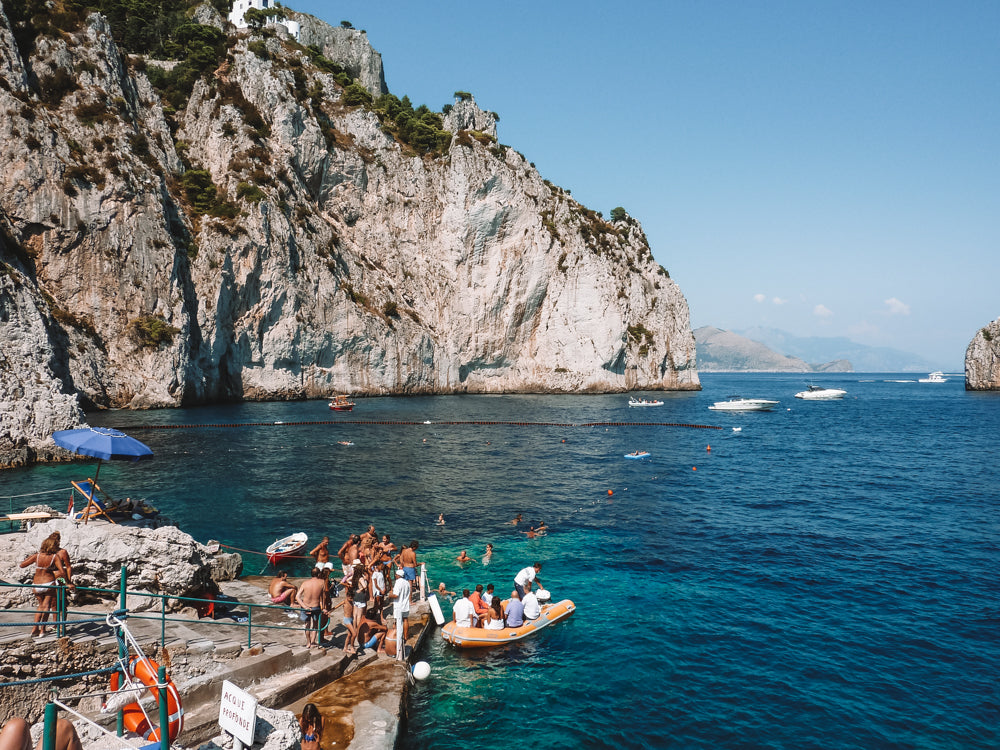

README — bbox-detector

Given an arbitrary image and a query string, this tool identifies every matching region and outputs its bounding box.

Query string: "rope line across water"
[127,420,722,430]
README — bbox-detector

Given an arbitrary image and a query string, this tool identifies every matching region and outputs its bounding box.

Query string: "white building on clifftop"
[228,0,301,41]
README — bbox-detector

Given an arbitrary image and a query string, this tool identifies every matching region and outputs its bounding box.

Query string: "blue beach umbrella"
[52,427,153,521]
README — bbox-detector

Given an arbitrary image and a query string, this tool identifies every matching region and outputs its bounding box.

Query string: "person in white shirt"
[452,589,475,628]
[389,568,411,640]
[514,562,542,598]
[521,581,541,621]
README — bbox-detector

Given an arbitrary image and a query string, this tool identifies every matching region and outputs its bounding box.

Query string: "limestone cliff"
[965,318,1000,390]
[0,2,699,467]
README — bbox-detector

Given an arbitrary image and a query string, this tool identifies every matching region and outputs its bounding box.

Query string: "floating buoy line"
[126,419,723,431]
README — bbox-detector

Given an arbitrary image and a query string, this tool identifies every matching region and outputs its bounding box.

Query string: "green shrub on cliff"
[128,315,180,348]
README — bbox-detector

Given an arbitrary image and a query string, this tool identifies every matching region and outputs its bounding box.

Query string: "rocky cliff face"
[965,318,1000,390]
[0,2,699,468]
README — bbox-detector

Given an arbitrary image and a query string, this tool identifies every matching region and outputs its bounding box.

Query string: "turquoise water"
[4,374,999,748]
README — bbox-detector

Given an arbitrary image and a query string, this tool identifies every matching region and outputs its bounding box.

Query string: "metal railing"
[1,488,70,533]
[0,563,430,650]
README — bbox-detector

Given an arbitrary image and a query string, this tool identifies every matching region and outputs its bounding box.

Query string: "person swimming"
[436,513,445,526]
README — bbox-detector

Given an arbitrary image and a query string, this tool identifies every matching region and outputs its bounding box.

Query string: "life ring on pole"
[109,656,184,741]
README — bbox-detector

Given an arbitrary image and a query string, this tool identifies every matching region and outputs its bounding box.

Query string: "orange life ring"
[109,656,184,742]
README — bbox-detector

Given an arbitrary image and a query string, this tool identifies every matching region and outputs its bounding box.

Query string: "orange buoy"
[110,657,183,742]
[607,489,613,496]
[692,466,697,471]
[706,445,711,452]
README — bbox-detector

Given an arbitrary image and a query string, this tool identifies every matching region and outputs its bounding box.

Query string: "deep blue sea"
[4,373,999,748]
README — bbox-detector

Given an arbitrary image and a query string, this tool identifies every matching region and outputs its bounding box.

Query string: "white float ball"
[412,661,431,680]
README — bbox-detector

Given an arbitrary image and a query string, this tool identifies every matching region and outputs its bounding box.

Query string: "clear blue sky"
[294,1,998,369]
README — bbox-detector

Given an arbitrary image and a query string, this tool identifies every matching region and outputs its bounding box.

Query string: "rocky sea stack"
[965,318,1000,390]
[0,1,699,468]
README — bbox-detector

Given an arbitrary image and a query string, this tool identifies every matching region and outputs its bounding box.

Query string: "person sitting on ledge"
[268,571,297,606]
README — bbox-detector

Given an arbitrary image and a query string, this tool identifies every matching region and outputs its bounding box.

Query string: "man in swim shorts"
[400,540,419,597]
[310,536,331,565]
[296,568,327,648]
[269,571,297,605]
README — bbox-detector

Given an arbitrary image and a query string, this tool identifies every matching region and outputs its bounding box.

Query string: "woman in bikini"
[19,537,75,636]
[298,703,323,750]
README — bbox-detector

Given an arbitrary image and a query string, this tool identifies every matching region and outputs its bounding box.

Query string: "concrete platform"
[0,575,437,749]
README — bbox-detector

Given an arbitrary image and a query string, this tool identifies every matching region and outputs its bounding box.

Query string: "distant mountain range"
[694,326,938,373]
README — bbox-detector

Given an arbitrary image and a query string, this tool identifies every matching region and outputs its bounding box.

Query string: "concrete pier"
[0,575,436,749]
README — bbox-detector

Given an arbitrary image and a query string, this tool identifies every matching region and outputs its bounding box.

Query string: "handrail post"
[158,665,170,750]
[247,605,252,649]
[117,565,127,737]
[56,583,64,638]
[161,594,166,649]
[419,563,427,602]
[42,702,57,750]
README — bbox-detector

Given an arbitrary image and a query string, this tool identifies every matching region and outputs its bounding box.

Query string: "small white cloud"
[814,304,833,317]
[753,293,766,303]
[884,297,910,315]
[772,297,787,305]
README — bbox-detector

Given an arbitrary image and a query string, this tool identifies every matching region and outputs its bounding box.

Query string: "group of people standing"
[451,562,544,629]
[267,525,422,655]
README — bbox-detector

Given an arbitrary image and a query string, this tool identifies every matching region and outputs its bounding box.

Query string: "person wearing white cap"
[389,566,411,651]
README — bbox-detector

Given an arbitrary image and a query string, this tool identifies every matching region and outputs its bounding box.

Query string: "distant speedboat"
[708,397,779,412]
[794,385,847,400]
[628,398,664,407]
[918,371,947,383]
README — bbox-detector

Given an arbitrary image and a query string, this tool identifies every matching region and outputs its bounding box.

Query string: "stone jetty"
[0,515,435,749]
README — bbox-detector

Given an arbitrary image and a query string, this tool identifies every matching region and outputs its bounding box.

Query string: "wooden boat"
[441,599,575,648]
[266,532,307,565]
[329,395,355,411]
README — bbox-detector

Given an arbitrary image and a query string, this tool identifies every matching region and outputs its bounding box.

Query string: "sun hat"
[395,569,405,577]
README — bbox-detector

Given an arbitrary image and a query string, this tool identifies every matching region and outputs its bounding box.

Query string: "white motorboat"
[794,385,847,400]
[708,397,779,412]
[628,398,664,407]
[918,371,947,383]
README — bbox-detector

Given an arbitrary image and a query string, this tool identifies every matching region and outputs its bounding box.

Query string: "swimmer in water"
[482,543,494,565]
[456,549,472,564]
[436,513,445,526]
